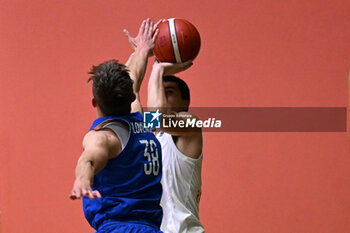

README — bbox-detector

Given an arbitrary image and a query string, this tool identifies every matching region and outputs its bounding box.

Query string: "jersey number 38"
[140,140,160,176]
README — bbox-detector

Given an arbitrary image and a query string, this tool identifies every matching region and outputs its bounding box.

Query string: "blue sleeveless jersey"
[82,112,163,230]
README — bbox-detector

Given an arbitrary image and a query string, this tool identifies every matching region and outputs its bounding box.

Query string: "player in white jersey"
[148,63,204,233]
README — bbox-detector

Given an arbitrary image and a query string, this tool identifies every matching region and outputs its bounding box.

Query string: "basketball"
[153,18,201,63]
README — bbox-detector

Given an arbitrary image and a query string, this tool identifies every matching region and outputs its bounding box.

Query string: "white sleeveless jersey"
[156,131,205,233]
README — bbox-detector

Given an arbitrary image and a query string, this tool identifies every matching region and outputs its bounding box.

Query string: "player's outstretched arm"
[70,130,121,200]
[124,18,159,113]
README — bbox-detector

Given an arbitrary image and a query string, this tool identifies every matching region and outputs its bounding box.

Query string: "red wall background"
[1,0,350,232]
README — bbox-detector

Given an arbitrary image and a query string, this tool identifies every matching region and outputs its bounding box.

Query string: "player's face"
[163,81,188,112]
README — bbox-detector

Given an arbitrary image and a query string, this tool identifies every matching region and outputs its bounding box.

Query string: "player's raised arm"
[147,61,203,136]
[124,18,159,113]
[148,61,193,108]
[70,130,121,200]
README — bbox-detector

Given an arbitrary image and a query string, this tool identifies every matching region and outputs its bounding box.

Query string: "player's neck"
[96,107,105,118]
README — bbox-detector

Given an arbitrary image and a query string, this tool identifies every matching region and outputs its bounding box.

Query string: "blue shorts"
[96,221,163,233]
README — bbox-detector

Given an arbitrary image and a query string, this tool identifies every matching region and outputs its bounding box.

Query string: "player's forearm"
[147,64,168,112]
[74,149,107,181]
[129,48,149,113]
[127,48,150,93]
[74,156,95,185]
[125,52,134,67]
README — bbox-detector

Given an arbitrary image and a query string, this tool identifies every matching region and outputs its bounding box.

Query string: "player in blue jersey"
[69,19,163,233]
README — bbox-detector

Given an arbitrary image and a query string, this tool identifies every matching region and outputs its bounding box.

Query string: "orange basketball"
[154,18,201,63]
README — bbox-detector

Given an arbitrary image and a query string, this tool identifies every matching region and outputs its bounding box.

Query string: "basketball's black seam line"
[155,34,167,62]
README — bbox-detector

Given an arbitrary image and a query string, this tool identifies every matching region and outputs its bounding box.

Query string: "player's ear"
[92,98,97,107]
[183,99,190,110]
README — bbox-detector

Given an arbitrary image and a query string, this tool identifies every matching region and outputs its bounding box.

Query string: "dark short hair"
[163,76,190,102]
[88,60,135,116]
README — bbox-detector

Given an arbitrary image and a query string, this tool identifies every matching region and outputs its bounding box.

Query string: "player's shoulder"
[83,129,120,149]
